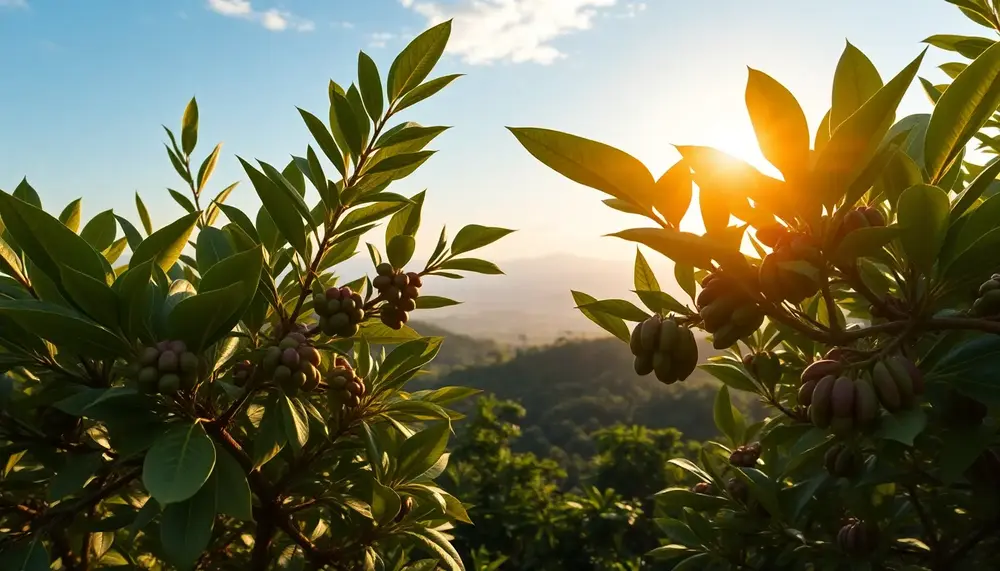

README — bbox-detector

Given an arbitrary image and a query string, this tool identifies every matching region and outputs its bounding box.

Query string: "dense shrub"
[513,3,1000,568]
[0,21,513,571]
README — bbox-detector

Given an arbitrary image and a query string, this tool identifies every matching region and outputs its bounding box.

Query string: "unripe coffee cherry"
[281,347,300,368]
[725,477,748,503]
[158,351,179,373]
[376,262,394,277]
[837,519,879,557]
[406,272,422,288]
[158,374,181,394]
[824,443,863,479]
[140,346,160,366]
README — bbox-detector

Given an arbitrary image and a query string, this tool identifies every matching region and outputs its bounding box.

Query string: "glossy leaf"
[131,211,200,273]
[572,290,630,343]
[160,477,216,569]
[508,127,655,207]
[395,74,463,113]
[653,160,693,227]
[896,184,950,274]
[387,20,452,101]
[58,198,82,233]
[358,51,385,121]
[745,68,810,178]
[397,420,451,483]
[298,107,347,178]
[0,299,130,358]
[181,97,199,155]
[142,421,216,505]
[925,40,1000,183]
[239,157,307,256]
[437,258,503,274]
[166,281,248,351]
[831,41,883,130]
[450,224,514,256]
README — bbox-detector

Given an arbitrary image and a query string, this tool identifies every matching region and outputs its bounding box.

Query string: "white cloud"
[369,32,396,48]
[399,0,620,65]
[332,20,355,29]
[0,0,28,8]
[206,0,313,32]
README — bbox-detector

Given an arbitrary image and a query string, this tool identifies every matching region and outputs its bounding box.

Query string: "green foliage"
[512,10,1000,568]
[0,23,511,571]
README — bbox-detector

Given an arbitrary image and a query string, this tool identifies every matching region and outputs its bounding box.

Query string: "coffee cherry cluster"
[742,351,781,388]
[314,286,364,338]
[837,518,879,557]
[824,442,864,479]
[759,234,822,304]
[327,356,366,409]
[134,340,208,395]
[870,355,924,413]
[373,263,422,330]
[799,360,879,434]
[628,315,698,384]
[834,205,886,242]
[728,442,761,468]
[696,272,764,350]
[972,273,1000,316]
[262,332,322,394]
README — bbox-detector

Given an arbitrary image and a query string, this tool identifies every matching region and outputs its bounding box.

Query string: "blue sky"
[0,0,989,265]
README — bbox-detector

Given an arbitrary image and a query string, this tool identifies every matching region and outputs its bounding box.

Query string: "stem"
[905,483,939,553]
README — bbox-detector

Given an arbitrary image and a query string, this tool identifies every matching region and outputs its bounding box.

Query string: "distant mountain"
[410,253,691,344]
[416,334,755,458]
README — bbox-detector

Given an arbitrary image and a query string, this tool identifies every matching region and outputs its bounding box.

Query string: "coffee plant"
[511,3,1000,568]
[0,21,514,571]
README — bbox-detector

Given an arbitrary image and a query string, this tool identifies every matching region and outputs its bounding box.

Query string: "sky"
[0,0,990,266]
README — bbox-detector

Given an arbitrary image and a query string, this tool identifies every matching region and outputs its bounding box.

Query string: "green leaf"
[572,290,630,343]
[831,41,884,131]
[874,407,928,446]
[0,190,109,285]
[385,191,425,241]
[508,127,655,206]
[437,258,503,275]
[80,209,118,252]
[387,20,452,101]
[923,33,995,59]
[387,234,416,268]
[297,108,346,178]
[167,281,248,351]
[952,156,1000,221]
[634,248,660,291]
[196,227,234,274]
[928,336,1000,406]
[160,477,216,569]
[376,124,450,150]
[340,202,409,235]
[371,479,401,524]
[653,160,692,227]
[396,421,451,483]
[610,228,714,269]
[367,150,436,176]
[395,74,463,113]
[331,90,363,159]
[700,363,758,393]
[59,198,82,233]
[60,265,120,328]
[925,41,1000,183]
[745,68,810,179]
[181,97,199,155]
[346,84,372,149]
[0,299,130,358]
[833,225,904,260]
[168,189,196,213]
[212,443,253,521]
[253,397,286,469]
[713,385,739,443]
[896,184,950,274]
[358,321,423,344]
[197,143,222,193]
[131,211,201,273]
[135,193,153,235]
[415,296,459,310]
[358,51,385,121]
[635,289,689,316]
[280,394,310,452]
[142,421,216,505]
[12,177,41,208]
[576,299,650,322]
[48,452,103,501]
[450,224,514,256]
[813,50,925,207]
[239,158,307,256]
